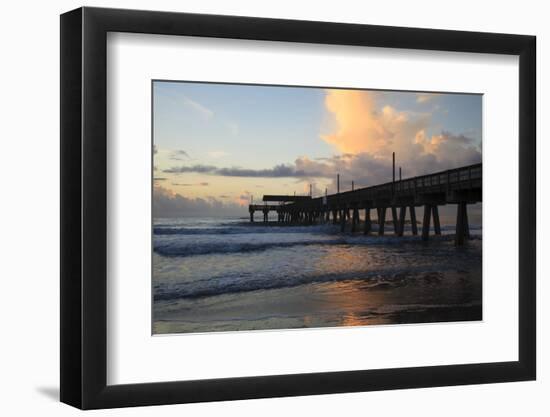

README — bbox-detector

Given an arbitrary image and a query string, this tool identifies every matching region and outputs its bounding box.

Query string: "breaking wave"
[154,267,445,301]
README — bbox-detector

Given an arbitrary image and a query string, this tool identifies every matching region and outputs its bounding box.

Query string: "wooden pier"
[248,163,481,245]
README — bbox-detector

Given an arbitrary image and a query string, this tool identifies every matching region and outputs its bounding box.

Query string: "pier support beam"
[340,207,347,232]
[421,204,432,241]
[351,207,359,232]
[410,206,418,235]
[250,210,254,222]
[432,205,441,235]
[455,202,470,246]
[332,210,338,224]
[378,207,386,235]
[364,207,371,235]
[391,206,399,235]
[464,209,470,239]
[398,206,406,236]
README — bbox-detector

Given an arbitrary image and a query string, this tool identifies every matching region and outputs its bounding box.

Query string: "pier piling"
[410,206,418,235]
[378,207,387,235]
[432,205,441,235]
[398,206,406,236]
[422,205,432,241]
[364,207,371,235]
[455,202,470,246]
[391,206,399,234]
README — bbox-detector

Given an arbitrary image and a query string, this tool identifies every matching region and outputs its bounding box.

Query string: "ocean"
[152,217,482,334]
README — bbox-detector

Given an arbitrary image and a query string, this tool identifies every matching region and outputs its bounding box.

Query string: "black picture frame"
[60,6,536,410]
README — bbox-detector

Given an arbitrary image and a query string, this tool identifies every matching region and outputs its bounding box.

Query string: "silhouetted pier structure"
[248,162,481,246]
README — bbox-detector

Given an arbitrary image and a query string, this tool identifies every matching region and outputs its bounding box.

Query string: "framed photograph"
[60,7,536,409]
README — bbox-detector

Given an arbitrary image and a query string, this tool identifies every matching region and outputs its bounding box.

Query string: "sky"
[153,81,482,218]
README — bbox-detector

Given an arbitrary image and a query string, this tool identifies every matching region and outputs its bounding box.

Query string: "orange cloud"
[321,90,395,155]
[321,90,447,159]
[235,191,252,207]
[320,89,481,179]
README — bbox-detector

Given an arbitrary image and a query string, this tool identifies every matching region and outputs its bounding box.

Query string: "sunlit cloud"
[320,89,480,178]
[236,190,253,207]
[321,90,395,155]
[320,90,430,157]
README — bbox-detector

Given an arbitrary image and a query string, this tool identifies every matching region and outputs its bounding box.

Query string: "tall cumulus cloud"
[320,89,480,174]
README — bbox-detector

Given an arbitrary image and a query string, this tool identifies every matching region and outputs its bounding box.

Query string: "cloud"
[164,164,218,174]
[153,185,243,217]
[236,190,253,206]
[171,182,209,187]
[319,89,481,183]
[321,89,428,156]
[217,165,317,178]
[161,128,480,193]
[182,97,214,119]
[416,93,439,103]
[169,149,191,160]
[295,137,480,192]
[163,163,324,178]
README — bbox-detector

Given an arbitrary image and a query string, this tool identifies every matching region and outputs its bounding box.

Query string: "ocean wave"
[153,268,443,301]
[154,232,481,257]
[153,224,339,236]
[154,237,346,257]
